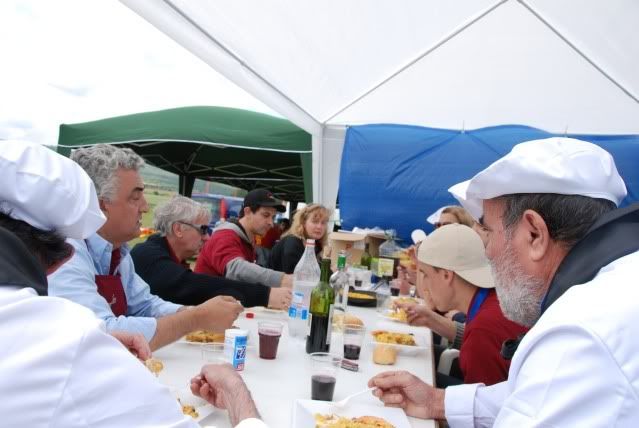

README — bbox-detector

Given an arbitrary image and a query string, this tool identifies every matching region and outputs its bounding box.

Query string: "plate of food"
[391,296,421,307]
[347,290,377,307]
[369,330,428,357]
[292,399,410,428]
[179,329,252,346]
[171,387,215,423]
[180,330,226,345]
[379,308,408,324]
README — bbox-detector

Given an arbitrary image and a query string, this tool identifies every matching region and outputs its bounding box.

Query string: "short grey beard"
[490,240,546,327]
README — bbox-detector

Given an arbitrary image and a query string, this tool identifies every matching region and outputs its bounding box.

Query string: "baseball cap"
[0,140,106,239]
[242,189,286,212]
[417,223,494,288]
[449,137,627,220]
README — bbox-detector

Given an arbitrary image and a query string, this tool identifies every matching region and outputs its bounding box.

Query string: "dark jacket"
[268,235,321,274]
[131,234,270,307]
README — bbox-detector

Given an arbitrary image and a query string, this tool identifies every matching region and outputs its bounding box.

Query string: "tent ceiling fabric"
[57,106,312,202]
[121,0,639,134]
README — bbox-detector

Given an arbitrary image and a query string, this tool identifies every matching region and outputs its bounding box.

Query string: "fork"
[332,386,376,408]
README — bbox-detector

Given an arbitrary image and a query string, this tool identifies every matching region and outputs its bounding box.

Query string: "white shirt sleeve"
[445,382,508,428]
[235,418,269,428]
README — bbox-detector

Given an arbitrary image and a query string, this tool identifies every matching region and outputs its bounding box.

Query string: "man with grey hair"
[131,195,292,309]
[368,138,639,426]
[49,144,243,351]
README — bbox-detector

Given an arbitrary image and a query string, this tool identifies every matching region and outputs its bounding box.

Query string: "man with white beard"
[368,137,639,426]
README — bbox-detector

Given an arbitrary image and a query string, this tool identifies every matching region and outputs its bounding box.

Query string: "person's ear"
[442,269,455,286]
[98,199,108,213]
[172,222,183,238]
[520,209,551,262]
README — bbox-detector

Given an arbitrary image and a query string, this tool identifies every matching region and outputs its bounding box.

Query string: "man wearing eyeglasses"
[49,145,243,351]
[131,195,292,310]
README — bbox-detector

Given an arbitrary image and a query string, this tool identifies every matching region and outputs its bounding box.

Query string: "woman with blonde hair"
[436,206,475,228]
[268,204,330,273]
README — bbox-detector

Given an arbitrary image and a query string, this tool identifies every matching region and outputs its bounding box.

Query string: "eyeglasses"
[434,221,452,229]
[178,222,211,236]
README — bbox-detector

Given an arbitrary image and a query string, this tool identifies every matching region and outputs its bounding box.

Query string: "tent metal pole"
[518,0,639,105]
[323,0,509,124]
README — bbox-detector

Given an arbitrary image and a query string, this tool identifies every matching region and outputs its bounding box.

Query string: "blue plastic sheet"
[339,124,639,243]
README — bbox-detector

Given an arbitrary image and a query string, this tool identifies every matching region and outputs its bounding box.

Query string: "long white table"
[154,305,437,428]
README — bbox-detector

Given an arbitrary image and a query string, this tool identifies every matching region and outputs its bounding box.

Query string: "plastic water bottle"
[289,239,320,338]
[330,250,349,313]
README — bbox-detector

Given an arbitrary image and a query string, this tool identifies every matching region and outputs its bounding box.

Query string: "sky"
[0,0,278,145]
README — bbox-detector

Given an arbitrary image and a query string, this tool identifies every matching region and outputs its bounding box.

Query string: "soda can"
[224,329,248,371]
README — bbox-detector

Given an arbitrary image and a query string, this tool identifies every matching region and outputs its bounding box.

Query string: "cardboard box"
[328,231,388,268]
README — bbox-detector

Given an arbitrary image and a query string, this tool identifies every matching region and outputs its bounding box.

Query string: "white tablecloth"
[154,305,437,428]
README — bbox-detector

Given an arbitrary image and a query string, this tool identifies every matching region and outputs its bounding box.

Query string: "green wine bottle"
[360,243,372,270]
[306,258,335,354]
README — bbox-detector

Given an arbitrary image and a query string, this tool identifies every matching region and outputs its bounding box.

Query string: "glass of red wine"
[310,352,341,401]
[343,324,365,360]
[258,321,284,360]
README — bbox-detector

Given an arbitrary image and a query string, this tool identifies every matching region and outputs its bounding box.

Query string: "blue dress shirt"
[48,233,181,341]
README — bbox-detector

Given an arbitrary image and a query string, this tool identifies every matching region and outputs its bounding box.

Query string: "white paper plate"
[249,306,288,317]
[292,399,411,428]
[368,331,428,356]
[172,387,215,423]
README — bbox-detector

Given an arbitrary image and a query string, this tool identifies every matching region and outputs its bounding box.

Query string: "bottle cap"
[225,329,248,338]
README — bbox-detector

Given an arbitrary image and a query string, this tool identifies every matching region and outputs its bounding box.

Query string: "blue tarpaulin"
[339,124,639,244]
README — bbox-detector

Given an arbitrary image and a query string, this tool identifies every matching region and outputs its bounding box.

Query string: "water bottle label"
[288,306,297,318]
[300,308,308,320]
[292,291,304,303]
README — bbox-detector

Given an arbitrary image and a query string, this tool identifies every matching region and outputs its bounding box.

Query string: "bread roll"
[373,345,397,365]
[332,313,364,331]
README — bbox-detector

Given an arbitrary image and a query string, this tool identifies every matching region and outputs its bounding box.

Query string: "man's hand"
[368,371,445,420]
[110,331,151,361]
[191,363,260,425]
[280,274,293,288]
[268,287,292,310]
[195,296,243,332]
[394,301,434,328]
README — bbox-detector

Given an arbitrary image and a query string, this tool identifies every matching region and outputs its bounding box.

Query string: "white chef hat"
[0,140,106,239]
[426,206,447,225]
[449,137,627,219]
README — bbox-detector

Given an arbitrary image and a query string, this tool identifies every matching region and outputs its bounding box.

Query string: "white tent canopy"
[121,0,639,206]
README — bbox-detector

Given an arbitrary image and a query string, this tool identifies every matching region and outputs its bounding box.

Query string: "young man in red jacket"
[195,189,293,288]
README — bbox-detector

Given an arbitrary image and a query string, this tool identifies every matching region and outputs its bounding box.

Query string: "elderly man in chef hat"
[0,141,267,428]
[369,137,639,426]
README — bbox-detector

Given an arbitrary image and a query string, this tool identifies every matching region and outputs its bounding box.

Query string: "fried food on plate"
[185,330,225,343]
[371,330,416,346]
[315,413,395,427]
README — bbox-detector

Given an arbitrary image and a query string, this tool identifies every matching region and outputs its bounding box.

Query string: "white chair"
[437,348,460,375]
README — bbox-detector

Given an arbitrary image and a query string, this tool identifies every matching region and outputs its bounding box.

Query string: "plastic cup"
[343,324,365,360]
[201,343,225,362]
[310,352,341,401]
[258,321,283,360]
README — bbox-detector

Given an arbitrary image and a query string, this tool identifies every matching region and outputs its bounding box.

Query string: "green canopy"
[57,106,312,202]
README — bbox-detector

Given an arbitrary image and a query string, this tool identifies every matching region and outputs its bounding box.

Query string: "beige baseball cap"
[417,223,494,288]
